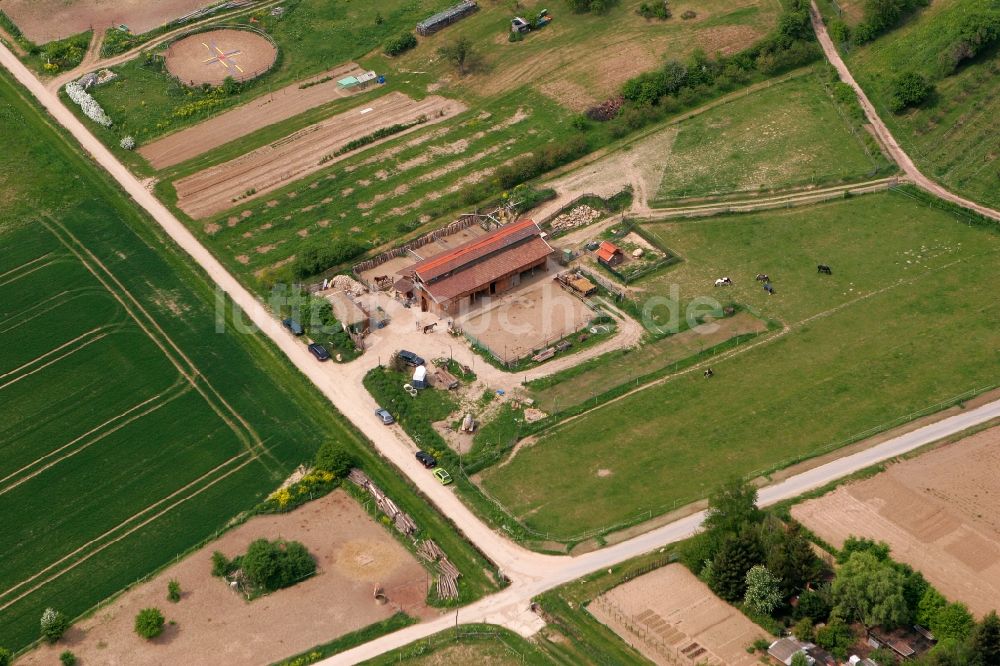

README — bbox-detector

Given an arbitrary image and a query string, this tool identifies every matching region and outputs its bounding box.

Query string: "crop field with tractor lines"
[0,68,376,651]
[480,192,1000,539]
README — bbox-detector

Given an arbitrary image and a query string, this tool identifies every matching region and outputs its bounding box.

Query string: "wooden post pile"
[416,539,461,600]
[347,469,418,536]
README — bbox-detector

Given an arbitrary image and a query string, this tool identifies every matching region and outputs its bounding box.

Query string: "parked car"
[374,408,394,425]
[308,343,330,361]
[282,318,304,336]
[397,349,425,367]
[415,451,437,468]
[432,468,453,485]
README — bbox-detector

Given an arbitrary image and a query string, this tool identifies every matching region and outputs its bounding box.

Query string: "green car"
[432,468,453,485]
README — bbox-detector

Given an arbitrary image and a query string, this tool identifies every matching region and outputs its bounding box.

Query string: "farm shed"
[393,277,415,299]
[408,218,554,315]
[325,290,369,334]
[768,637,815,665]
[596,241,624,267]
[416,0,478,35]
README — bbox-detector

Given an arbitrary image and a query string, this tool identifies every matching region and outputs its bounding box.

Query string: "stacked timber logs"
[347,469,419,535]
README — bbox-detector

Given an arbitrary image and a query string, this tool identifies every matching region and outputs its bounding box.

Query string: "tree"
[832,551,909,628]
[437,37,479,75]
[837,536,890,564]
[314,441,355,478]
[795,587,833,622]
[702,479,762,543]
[815,617,855,660]
[710,530,762,602]
[932,602,975,643]
[167,579,181,603]
[888,71,933,113]
[0,647,11,666]
[240,538,316,593]
[40,607,69,643]
[763,521,823,596]
[968,611,1000,666]
[220,76,240,96]
[744,565,783,616]
[134,607,165,639]
[918,587,947,627]
[790,653,810,666]
[59,651,77,666]
[792,617,814,642]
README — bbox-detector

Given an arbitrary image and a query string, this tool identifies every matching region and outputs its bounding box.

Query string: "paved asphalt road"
[2,26,1000,664]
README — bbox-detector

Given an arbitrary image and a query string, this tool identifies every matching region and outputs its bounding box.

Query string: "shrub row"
[384,32,417,56]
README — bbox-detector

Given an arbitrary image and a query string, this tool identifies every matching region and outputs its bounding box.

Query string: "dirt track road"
[809,1,1000,222]
[175,92,465,219]
[139,62,369,169]
[5,31,1000,664]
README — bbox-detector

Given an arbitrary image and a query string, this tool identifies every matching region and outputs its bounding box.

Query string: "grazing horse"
[763,282,775,295]
[704,368,714,378]
[817,264,833,275]
[755,273,769,282]
[714,277,733,287]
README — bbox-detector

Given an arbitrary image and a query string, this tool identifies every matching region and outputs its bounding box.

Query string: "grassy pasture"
[653,72,885,201]
[0,68,498,651]
[843,0,1000,209]
[382,0,781,108]
[480,191,1000,538]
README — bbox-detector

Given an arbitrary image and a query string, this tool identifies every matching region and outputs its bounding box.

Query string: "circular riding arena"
[164,28,277,87]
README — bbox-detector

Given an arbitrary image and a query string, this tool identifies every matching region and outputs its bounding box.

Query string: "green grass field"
[842,0,1000,209]
[480,191,1000,539]
[653,72,886,201]
[0,67,496,652]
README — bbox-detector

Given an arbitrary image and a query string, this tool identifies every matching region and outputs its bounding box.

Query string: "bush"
[239,539,316,593]
[493,135,589,190]
[937,11,1000,76]
[292,240,366,280]
[0,647,11,666]
[40,607,69,643]
[815,617,854,660]
[211,551,231,577]
[120,135,136,150]
[59,650,77,666]
[931,602,975,642]
[795,588,832,622]
[854,0,929,45]
[566,0,617,13]
[167,579,181,603]
[384,32,417,56]
[888,71,933,113]
[638,1,671,20]
[792,617,814,642]
[134,607,165,639]
[314,441,355,478]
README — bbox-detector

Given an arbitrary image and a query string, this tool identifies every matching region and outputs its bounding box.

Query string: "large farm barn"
[408,218,554,315]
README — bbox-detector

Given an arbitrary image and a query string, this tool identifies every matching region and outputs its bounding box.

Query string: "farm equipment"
[510,9,552,34]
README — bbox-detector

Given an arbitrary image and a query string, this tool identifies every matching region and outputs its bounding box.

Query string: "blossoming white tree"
[64,81,112,127]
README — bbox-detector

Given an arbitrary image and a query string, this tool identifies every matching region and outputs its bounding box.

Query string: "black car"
[308,343,330,361]
[398,349,425,367]
[415,451,437,468]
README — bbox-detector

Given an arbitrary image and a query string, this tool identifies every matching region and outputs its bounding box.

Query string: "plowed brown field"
[1,0,211,43]
[174,92,465,219]
[793,426,1000,617]
[590,563,771,666]
[140,62,369,169]
[18,490,433,665]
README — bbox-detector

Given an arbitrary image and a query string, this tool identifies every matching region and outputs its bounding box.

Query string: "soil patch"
[793,425,1000,618]
[590,563,771,665]
[140,62,370,169]
[18,490,433,666]
[164,29,277,87]
[174,93,465,219]
[1,0,211,43]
